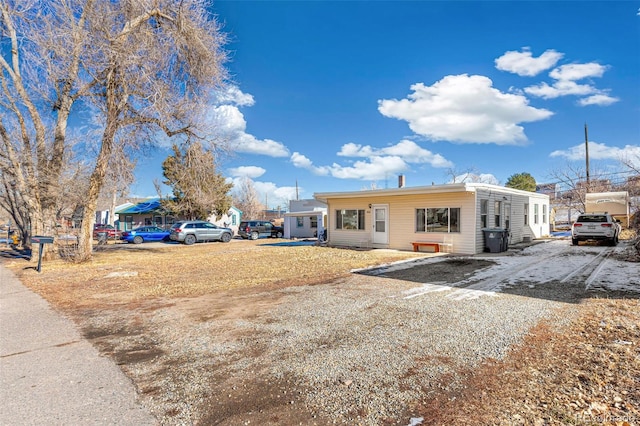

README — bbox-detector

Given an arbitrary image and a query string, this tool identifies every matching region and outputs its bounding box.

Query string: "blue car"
[120,226,170,244]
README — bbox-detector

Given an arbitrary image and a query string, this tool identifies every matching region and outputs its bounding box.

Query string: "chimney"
[398,174,406,188]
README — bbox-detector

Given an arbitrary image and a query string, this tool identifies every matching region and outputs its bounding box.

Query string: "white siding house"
[208,206,242,236]
[314,183,550,255]
[283,199,327,239]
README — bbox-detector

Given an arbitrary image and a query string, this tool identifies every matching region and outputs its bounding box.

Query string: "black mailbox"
[31,235,54,272]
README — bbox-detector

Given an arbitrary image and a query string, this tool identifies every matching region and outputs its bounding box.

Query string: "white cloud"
[524,80,597,99]
[290,152,330,176]
[338,140,453,168]
[550,142,640,162]
[229,176,297,209]
[329,156,409,180]
[210,104,289,157]
[214,85,255,106]
[228,166,266,179]
[293,139,454,181]
[578,94,620,106]
[378,74,553,145]
[523,61,618,106]
[252,181,298,208]
[452,173,500,185]
[495,48,563,77]
[549,63,608,81]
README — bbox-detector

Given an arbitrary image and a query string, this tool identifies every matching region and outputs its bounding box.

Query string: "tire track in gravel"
[558,247,613,288]
[445,244,574,301]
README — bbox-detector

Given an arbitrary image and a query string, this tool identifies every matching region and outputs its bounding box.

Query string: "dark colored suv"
[238,220,283,240]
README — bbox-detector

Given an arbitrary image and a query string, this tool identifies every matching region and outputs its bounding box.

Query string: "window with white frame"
[534,204,539,224]
[480,200,488,228]
[524,203,529,225]
[310,216,318,229]
[296,217,304,228]
[416,208,460,233]
[336,209,365,230]
[494,201,501,227]
[542,205,547,223]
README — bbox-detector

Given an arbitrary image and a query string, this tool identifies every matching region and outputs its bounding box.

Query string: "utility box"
[482,228,508,253]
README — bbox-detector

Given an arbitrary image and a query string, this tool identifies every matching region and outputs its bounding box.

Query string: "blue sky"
[131,1,640,209]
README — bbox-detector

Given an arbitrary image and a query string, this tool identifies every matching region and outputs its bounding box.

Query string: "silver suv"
[169,221,233,245]
[571,213,621,246]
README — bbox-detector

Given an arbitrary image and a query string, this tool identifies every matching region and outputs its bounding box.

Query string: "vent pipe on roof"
[398,174,406,188]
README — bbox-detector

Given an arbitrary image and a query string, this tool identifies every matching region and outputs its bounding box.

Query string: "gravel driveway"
[74,239,639,425]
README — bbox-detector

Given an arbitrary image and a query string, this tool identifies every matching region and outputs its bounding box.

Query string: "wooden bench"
[411,240,453,253]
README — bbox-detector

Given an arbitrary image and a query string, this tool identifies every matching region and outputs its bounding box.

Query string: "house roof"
[116,198,166,215]
[283,210,325,217]
[314,182,550,202]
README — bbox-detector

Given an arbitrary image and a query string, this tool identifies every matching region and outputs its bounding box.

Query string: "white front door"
[372,205,388,244]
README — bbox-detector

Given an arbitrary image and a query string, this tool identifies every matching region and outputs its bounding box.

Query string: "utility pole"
[584,123,590,192]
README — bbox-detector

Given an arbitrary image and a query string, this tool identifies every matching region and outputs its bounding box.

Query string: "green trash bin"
[482,228,507,253]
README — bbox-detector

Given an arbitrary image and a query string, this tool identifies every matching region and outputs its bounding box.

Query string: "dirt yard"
[3,237,639,425]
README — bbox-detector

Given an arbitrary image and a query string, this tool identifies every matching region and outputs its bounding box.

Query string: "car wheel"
[276,231,283,238]
[221,232,231,243]
[250,231,259,240]
[133,236,144,244]
[571,238,579,246]
[608,237,617,246]
[184,234,196,245]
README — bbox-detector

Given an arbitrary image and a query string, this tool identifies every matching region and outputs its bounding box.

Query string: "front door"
[372,205,388,244]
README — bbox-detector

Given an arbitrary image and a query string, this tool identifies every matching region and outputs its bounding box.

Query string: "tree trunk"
[76,68,121,261]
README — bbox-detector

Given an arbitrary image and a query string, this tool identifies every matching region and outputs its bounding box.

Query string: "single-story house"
[283,199,327,239]
[116,199,242,234]
[314,182,551,255]
[116,198,177,230]
[208,206,242,236]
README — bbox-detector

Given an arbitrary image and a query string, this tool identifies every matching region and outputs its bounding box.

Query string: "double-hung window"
[416,208,460,233]
[335,209,365,230]
[480,200,488,228]
[494,201,501,227]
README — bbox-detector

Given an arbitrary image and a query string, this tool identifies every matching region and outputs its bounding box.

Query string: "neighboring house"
[207,206,242,236]
[95,202,133,230]
[116,198,243,234]
[283,199,327,239]
[314,182,550,255]
[116,198,176,230]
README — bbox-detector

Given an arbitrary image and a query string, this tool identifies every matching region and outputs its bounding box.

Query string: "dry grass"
[4,239,639,425]
[4,240,423,309]
[415,298,640,426]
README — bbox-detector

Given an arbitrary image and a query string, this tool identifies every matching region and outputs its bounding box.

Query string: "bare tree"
[1,0,228,260]
[546,162,612,213]
[233,178,264,221]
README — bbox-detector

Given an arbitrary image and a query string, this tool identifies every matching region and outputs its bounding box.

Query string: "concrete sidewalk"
[0,263,156,425]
